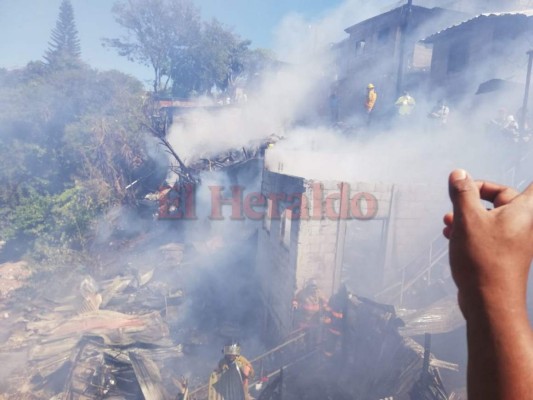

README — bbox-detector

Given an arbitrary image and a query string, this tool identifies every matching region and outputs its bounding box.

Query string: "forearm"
[444,171,533,399]
[466,298,533,400]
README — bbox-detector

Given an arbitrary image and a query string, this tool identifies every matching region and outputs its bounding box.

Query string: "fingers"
[442,212,453,239]
[448,169,483,218]
[443,212,453,226]
[477,181,519,207]
[443,225,452,239]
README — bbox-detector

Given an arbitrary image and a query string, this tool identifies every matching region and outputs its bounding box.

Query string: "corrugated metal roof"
[423,9,533,42]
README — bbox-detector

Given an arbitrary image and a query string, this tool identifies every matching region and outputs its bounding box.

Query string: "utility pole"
[396,0,413,97]
[520,50,533,133]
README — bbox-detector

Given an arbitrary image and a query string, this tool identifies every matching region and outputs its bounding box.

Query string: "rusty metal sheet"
[129,351,165,400]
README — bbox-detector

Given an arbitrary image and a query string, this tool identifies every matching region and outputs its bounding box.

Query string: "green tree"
[105,0,257,98]
[0,64,157,261]
[43,0,82,69]
[103,0,201,94]
[171,19,251,97]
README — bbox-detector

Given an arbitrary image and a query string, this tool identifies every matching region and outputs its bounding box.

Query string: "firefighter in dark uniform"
[323,285,350,358]
[215,343,254,400]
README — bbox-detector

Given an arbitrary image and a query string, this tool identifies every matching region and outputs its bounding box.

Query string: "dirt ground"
[0,261,31,301]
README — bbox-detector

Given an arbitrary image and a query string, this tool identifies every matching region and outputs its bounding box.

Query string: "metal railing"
[375,233,449,306]
[187,329,311,400]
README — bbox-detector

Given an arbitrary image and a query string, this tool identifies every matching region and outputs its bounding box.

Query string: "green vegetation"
[0,0,273,267]
[0,0,155,264]
[0,62,153,263]
[104,0,273,97]
[43,0,82,70]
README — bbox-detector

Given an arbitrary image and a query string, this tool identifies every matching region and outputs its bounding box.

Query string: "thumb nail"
[451,169,467,182]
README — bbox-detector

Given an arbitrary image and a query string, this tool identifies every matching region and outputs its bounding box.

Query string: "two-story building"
[333,4,466,120]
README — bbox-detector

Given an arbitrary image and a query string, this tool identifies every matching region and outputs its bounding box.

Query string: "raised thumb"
[448,169,482,218]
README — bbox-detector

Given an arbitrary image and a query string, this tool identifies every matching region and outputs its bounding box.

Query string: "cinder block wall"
[257,170,448,341]
[294,180,343,299]
[256,171,304,341]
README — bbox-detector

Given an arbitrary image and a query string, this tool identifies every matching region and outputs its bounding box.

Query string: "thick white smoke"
[136,1,533,395]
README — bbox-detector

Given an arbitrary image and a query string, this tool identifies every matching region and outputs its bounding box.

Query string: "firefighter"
[292,280,328,330]
[428,98,450,125]
[490,107,519,142]
[365,83,377,125]
[216,343,254,400]
[292,280,328,351]
[323,286,349,358]
[395,91,416,116]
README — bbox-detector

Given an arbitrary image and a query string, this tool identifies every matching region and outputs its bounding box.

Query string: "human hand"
[443,169,533,320]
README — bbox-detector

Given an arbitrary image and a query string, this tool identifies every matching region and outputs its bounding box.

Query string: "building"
[256,149,449,342]
[333,4,466,120]
[424,11,533,107]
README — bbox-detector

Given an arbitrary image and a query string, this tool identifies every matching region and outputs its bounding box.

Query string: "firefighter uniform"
[323,288,347,358]
[215,344,254,400]
[395,92,416,116]
[365,83,378,126]
[292,281,328,330]
[217,355,254,380]
[365,84,377,113]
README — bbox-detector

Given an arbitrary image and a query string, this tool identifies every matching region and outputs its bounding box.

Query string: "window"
[411,42,432,70]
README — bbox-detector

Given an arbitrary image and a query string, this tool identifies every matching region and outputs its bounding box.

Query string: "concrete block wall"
[257,171,305,340]
[257,169,446,340]
[295,180,394,297]
[295,180,346,298]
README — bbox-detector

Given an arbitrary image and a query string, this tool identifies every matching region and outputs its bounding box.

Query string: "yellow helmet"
[367,83,375,89]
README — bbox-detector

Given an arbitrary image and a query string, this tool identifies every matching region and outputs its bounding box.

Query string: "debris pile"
[0,243,190,399]
[255,292,461,400]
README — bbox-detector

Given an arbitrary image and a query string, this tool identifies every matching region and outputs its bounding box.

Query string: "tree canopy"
[0,0,274,265]
[104,0,258,98]
[171,19,252,97]
[0,62,158,264]
[103,0,202,94]
[43,0,82,69]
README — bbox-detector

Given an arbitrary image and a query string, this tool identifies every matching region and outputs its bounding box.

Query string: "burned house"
[333,4,466,119]
[255,289,457,400]
[256,148,451,343]
[423,10,533,107]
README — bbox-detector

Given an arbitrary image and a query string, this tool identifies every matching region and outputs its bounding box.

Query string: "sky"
[0,0,412,86]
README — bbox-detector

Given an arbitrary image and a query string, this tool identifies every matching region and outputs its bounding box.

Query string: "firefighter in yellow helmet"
[365,83,377,125]
[216,343,254,400]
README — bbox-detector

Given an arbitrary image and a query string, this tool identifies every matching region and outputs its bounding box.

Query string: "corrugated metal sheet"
[424,9,533,42]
